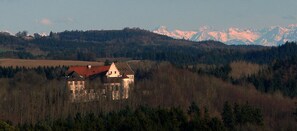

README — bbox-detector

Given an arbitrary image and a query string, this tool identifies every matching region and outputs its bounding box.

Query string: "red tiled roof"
[68,66,110,78]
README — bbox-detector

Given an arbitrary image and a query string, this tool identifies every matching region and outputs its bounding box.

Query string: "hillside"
[0,28,272,65]
[0,61,295,130]
[1,28,297,66]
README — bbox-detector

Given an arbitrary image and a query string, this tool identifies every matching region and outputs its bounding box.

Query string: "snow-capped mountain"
[152,25,297,46]
[153,26,196,40]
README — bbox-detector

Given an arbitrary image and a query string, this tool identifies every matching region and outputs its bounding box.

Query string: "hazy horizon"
[1,0,296,34]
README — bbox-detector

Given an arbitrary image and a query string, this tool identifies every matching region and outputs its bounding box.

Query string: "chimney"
[87,65,91,69]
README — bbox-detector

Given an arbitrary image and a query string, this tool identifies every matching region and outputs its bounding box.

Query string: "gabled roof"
[68,71,81,78]
[67,65,110,78]
[67,71,84,80]
[115,62,134,75]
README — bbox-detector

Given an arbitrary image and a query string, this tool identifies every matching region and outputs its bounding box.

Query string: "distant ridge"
[153,24,297,46]
[1,28,297,65]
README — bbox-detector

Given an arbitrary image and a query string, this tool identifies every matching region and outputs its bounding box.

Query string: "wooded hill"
[0,62,295,130]
[0,28,272,65]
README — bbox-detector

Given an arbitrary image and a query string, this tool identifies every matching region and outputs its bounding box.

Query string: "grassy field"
[0,59,103,68]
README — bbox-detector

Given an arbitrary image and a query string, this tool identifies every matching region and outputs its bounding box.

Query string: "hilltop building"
[66,62,134,102]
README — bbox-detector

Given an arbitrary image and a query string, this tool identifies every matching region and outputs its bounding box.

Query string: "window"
[75,81,78,85]
[70,90,73,94]
[114,71,116,74]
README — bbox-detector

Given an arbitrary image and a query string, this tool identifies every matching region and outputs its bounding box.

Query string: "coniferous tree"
[222,101,235,129]
[294,103,297,122]
[188,102,201,120]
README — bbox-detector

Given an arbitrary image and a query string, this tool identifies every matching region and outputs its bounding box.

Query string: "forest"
[0,29,296,130]
[0,61,295,130]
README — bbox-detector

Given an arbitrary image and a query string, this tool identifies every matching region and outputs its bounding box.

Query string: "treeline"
[248,56,297,97]
[0,66,67,80]
[55,28,172,42]
[222,102,263,130]
[0,102,263,131]
[188,55,297,98]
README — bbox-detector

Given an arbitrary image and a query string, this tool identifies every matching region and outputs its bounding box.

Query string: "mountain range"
[153,24,297,46]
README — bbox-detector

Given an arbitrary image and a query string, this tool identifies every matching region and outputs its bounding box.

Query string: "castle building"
[66,62,134,102]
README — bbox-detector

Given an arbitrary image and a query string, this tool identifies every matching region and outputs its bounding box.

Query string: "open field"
[0,59,103,68]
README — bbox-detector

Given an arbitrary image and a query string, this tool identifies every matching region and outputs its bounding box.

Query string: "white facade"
[106,63,121,78]
[103,82,121,100]
[67,80,86,101]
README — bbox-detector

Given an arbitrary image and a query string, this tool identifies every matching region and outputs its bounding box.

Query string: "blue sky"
[0,0,296,34]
